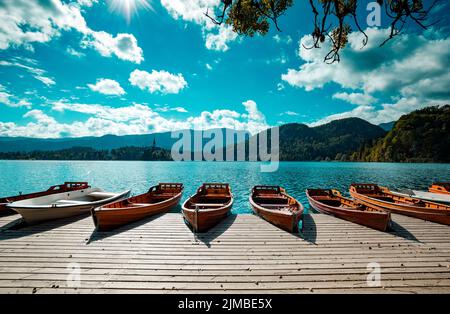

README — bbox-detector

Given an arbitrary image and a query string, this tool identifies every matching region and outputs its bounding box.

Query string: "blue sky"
[0,0,449,138]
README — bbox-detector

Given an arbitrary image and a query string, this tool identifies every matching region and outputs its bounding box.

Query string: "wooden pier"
[0,212,450,293]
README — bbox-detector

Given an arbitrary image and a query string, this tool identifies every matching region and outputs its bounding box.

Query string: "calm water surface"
[0,161,449,214]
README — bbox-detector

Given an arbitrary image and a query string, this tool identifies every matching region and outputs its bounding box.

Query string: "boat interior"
[252,186,298,211]
[104,183,183,208]
[308,189,345,207]
[430,183,450,194]
[185,183,232,210]
[351,184,449,210]
[0,182,90,204]
[53,192,120,206]
[308,189,381,211]
[13,189,119,207]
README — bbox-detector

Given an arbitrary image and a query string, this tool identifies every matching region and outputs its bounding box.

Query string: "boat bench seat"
[89,192,117,199]
[259,203,289,208]
[194,203,224,207]
[54,200,92,205]
[154,193,176,197]
[257,194,284,198]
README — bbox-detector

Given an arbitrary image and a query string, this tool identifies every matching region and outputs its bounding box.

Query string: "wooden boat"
[349,183,450,225]
[182,183,233,232]
[306,189,391,231]
[390,188,450,205]
[0,182,89,215]
[429,183,450,195]
[7,187,130,225]
[249,186,303,233]
[92,183,184,231]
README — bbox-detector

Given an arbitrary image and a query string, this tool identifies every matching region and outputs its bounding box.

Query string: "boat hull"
[306,191,390,231]
[93,192,183,231]
[182,204,232,232]
[391,190,450,205]
[250,201,302,233]
[182,183,233,233]
[15,205,94,225]
[8,189,130,225]
[249,186,303,233]
[350,187,450,226]
[0,182,89,215]
[0,203,13,216]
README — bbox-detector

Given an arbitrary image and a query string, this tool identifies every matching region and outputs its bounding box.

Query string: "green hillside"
[351,105,450,163]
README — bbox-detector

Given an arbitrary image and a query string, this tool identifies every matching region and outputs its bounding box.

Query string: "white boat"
[7,188,130,225]
[391,188,450,205]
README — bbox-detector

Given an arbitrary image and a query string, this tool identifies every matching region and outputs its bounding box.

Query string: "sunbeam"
[108,0,154,24]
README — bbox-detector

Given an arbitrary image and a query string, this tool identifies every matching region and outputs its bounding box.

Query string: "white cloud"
[0,59,56,86]
[283,27,450,125]
[52,102,152,122]
[66,46,85,57]
[156,106,188,113]
[206,63,213,70]
[161,0,219,26]
[332,92,377,106]
[0,100,269,138]
[273,34,292,45]
[205,26,238,52]
[129,69,188,94]
[77,0,98,7]
[87,79,125,96]
[0,0,91,50]
[0,1,59,50]
[280,111,299,116]
[0,0,144,63]
[82,32,143,64]
[186,101,267,135]
[310,98,449,127]
[0,85,31,108]
[161,0,238,52]
[282,28,450,96]
[35,76,56,87]
[24,109,57,124]
[242,100,265,121]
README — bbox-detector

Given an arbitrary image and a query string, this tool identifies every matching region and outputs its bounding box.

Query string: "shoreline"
[0,159,448,164]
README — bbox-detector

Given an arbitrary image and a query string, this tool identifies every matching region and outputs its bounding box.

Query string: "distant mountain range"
[0,106,448,162]
[0,129,250,153]
[0,117,386,161]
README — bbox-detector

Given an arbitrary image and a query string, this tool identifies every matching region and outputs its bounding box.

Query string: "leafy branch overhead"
[206,0,440,63]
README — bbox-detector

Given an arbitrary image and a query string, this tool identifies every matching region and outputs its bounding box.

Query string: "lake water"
[0,161,449,214]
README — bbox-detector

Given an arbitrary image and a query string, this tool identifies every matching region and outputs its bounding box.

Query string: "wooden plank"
[1,286,450,294]
[0,212,449,293]
[0,266,448,276]
[1,278,450,290]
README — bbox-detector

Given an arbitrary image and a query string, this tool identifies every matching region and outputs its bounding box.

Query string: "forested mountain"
[275,118,387,161]
[351,105,450,163]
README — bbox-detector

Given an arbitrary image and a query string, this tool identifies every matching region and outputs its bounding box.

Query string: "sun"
[108,0,154,24]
